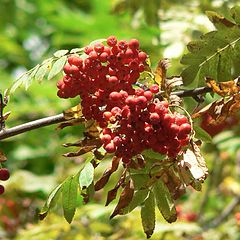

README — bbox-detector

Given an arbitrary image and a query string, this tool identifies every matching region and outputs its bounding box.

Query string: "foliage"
[1,1,240,240]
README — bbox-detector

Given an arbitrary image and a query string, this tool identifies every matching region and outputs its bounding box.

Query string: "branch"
[0,113,65,141]
[0,86,213,141]
[202,195,240,230]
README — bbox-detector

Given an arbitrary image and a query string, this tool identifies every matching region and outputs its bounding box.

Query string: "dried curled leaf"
[105,171,126,206]
[206,77,240,97]
[94,156,121,191]
[63,104,83,120]
[110,179,134,219]
[180,142,208,184]
[155,59,170,89]
[192,93,240,124]
[0,150,7,162]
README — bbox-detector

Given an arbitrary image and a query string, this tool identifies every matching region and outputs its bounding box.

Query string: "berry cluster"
[0,168,10,195]
[57,36,192,163]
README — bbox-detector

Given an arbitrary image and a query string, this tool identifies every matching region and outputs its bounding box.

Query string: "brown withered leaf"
[63,104,83,120]
[105,171,126,206]
[165,76,183,90]
[0,150,7,162]
[206,77,240,97]
[192,93,240,124]
[154,59,170,89]
[57,119,84,130]
[181,142,208,183]
[94,156,121,191]
[84,120,101,139]
[63,146,96,157]
[161,167,186,200]
[110,179,134,219]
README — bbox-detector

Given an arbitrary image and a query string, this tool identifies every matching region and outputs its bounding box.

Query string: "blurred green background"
[1,0,240,239]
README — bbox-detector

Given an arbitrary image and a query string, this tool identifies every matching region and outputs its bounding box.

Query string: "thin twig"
[0,113,65,140]
[0,86,213,141]
[202,195,240,230]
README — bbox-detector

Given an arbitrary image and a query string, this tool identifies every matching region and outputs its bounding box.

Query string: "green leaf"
[70,47,84,54]
[124,189,149,214]
[79,162,94,189]
[48,56,67,80]
[39,183,63,220]
[180,10,240,87]
[142,149,165,160]
[141,191,155,239]
[35,62,51,83]
[153,180,177,223]
[89,38,107,46]
[53,49,69,58]
[62,176,78,224]
[193,125,212,143]
[9,73,28,94]
[231,6,240,24]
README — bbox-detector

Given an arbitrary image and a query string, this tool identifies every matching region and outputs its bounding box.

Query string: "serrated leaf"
[39,183,63,220]
[180,10,240,87]
[231,6,240,24]
[193,125,212,143]
[35,62,50,83]
[95,156,121,191]
[62,176,78,223]
[70,47,85,54]
[141,191,155,239]
[110,179,134,219]
[48,56,67,80]
[124,189,149,214]
[153,180,177,223]
[79,162,94,189]
[9,73,28,94]
[89,38,107,46]
[53,49,69,58]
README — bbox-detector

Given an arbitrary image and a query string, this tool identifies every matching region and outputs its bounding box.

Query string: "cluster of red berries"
[57,36,192,163]
[100,86,191,162]
[0,168,10,195]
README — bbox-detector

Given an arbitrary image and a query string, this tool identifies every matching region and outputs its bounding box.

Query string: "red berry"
[105,142,116,153]
[107,36,117,47]
[129,39,139,50]
[100,134,112,144]
[109,92,122,101]
[179,123,192,135]
[68,55,83,67]
[150,84,159,93]
[143,91,153,100]
[0,168,10,181]
[94,43,104,53]
[150,113,160,124]
[0,185,4,195]
[103,111,112,120]
[138,52,147,61]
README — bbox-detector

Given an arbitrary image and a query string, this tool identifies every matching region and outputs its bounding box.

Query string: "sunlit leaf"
[110,179,134,219]
[39,183,63,220]
[35,62,51,83]
[79,162,94,189]
[153,179,177,223]
[62,176,78,223]
[53,49,69,58]
[48,55,67,80]
[141,191,155,239]
[193,125,212,143]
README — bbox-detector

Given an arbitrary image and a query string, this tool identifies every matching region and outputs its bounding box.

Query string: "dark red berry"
[0,185,4,195]
[0,168,10,181]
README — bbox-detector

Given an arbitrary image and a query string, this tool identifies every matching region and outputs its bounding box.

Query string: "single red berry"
[179,123,192,135]
[108,76,119,85]
[100,134,112,144]
[150,113,161,124]
[103,111,112,120]
[104,142,116,153]
[0,168,10,181]
[129,39,139,50]
[149,84,159,93]
[175,114,188,125]
[94,43,104,53]
[0,185,4,195]
[107,36,117,47]
[68,55,83,67]
[135,88,144,96]
[99,52,108,62]
[84,46,93,54]
[144,90,153,100]
[118,40,128,50]
[109,92,122,101]
[138,52,147,62]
